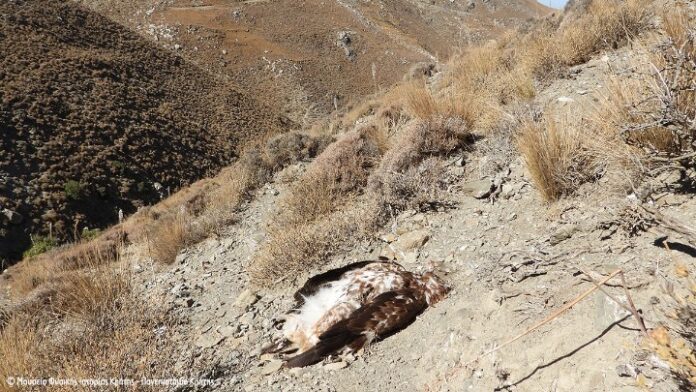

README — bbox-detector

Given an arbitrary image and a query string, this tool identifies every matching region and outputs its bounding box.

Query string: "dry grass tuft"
[147,212,192,264]
[249,202,379,284]
[250,127,386,283]
[559,0,651,66]
[517,116,589,201]
[517,0,651,82]
[369,117,471,211]
[0,237,175,391]
[278,126,385,225]
[252,116,471,285]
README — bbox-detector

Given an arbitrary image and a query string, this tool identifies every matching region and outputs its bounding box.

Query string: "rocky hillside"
[0,0,290,263]
[2,1,694,392]
[78,0,551,121]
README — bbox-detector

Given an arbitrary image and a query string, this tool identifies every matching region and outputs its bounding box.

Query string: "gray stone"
[595,294,629,328]
[218,325,236,337]
[235,289,259,308]
[501,182,524,199]
[461,179,494,199]
[323,361,348,371]
[1,209,22,224]
[380,233,398,243]
[395,230,430,251]
[615,364,638,378]
[261,360,283,375]
[549,225,579,246]
[195,333,224,349]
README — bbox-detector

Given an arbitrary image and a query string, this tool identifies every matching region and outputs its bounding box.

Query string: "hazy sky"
[538,0,569,8]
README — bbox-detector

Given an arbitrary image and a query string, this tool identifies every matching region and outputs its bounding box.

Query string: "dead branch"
[579,269,649,337]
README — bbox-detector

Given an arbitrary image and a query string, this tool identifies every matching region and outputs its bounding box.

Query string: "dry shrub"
[369,117,470,211]
[519,33,566,80]
[50,268,131,321]
[438,43,537,133]
[517,116,589,201]
[1,257,55,299]
[249,200,381,284]
[0,238,175,391]
[1,229,125,298]
[249,126,388,284]
[559,0,651,66]
[147,211,192,264]
[647,264,696,391]
[251,115,470,285]
[518,0,650,81]
[263,131,335,171]
[0,284,175,392]
[403,81,490,132]
[278,126,385,225]
[136,131,334,264]
[588,8,695,194]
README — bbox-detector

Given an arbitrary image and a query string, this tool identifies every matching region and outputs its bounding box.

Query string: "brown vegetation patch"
[517,116,589,201]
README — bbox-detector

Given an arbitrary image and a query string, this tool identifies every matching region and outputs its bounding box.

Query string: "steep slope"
[79,0,552,120]
[0,0,290,263]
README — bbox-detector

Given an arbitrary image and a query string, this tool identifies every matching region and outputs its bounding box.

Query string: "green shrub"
[64,180,84,200]
[81,228,101,241]
[23,236,57,259]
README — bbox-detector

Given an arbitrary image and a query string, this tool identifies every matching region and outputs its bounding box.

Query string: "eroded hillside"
[78,0,551,120]
[0,0,290,262]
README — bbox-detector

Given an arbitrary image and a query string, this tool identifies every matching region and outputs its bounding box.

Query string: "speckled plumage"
[264,259,449,367]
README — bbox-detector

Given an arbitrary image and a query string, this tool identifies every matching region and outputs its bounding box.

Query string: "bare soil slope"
[79,0,551,119]
[0,0,290,263]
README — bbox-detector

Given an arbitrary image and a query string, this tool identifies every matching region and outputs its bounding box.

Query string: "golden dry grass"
[252,115,473,285]
[136,131,334,264]
[0,240,175,392]
[517,116,587,201]
[146,212,191,264]
[277,126,385,226]
[585,7,694,193]
[559,0,651,66]
[249,202,380,284]
[515,0,651,81]
[250,127,387,283]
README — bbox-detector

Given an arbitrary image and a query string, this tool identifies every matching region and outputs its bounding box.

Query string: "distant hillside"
[0,0,290,263]
[79,0,551,120]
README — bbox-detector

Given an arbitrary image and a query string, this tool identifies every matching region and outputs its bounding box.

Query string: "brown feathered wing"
[284,289,427,368]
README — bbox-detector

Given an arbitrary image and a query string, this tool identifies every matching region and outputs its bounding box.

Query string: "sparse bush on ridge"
[63,180,84,200]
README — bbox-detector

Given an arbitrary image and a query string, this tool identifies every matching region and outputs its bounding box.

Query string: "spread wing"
[284,289,426,368]
[293,257,396,305]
